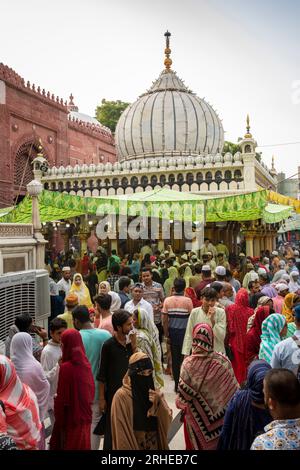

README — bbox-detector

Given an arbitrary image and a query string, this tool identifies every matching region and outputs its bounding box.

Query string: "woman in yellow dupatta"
[282,293,300,337]
[163,267,178,297]
[69,273,93,309]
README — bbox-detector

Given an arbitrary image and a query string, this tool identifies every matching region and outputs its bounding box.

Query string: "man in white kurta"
[56,266,72,297]
[182,287,226,355]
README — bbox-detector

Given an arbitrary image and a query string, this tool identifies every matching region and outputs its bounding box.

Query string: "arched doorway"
[13,139,48,204]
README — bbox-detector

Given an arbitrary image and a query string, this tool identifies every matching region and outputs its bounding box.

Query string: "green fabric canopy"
[0,188,293,225]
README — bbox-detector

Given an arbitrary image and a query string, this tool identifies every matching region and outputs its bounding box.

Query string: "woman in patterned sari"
[176,323,239,450]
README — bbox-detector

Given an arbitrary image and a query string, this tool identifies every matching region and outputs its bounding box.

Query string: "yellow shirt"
[57,311,75,329]
[182,307,226,355]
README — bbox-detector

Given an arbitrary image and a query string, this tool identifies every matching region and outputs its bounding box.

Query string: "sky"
[1,0,300,179]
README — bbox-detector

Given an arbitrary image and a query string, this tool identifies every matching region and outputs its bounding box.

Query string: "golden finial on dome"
[164,30,172,71]
[244,114,253,138]
[37,138,43,154]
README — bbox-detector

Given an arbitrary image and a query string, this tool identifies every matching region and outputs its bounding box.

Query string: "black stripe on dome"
[150,92,160,152]
[171,91,176,150]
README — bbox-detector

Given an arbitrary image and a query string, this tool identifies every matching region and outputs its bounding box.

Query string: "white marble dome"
[115,68,224,161]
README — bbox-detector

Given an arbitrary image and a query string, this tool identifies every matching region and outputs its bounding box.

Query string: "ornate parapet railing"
[0,224,33,238]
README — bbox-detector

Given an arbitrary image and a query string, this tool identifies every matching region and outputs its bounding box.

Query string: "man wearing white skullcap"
[56,266,71,297]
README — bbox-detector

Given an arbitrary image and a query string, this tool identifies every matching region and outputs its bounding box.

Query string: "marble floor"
[163,372,186,450]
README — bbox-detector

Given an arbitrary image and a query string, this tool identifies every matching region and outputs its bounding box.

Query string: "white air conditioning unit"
[0,269,50,343]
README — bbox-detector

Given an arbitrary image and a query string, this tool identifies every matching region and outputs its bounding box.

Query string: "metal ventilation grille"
[0,273,36,342]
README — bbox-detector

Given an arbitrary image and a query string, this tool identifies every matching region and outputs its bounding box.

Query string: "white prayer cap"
[202,265,211,272]
[272,251,279,256]
[275,283,289,292]
[62,266,71,272]
[215,266,226,276]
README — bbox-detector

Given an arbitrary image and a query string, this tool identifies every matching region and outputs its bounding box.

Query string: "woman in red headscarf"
[226,288,254,384]
[245,306,271,367]
[49,330,95,450]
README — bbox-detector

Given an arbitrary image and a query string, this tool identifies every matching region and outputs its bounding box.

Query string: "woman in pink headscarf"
[226,288,254,384]
[0,355,41,450]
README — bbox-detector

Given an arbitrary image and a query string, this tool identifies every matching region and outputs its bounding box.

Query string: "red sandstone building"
[0,63,116,207]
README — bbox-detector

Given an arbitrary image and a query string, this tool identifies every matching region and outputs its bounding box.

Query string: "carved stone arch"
[130,176,139,188]
[12,135,51,201]
[205,171,213,182]
[186,173,194,185]
[177,173,184,184]
[121,177,128,188]
[150,175,158,186]
[112,177,119,189]
[224,170,232,182]
[58,181,64,192]
[215,170,223,183]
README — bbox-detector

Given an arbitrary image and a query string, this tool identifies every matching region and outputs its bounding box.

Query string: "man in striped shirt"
[162,278,193,392]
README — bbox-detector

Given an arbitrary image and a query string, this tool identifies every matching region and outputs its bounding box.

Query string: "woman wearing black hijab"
[111,352,172,450]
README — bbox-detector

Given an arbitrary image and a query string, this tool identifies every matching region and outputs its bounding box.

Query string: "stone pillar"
[27,180,48,269]
[244,232,254,257]
[242,154,257,191]
[253,237,261,257]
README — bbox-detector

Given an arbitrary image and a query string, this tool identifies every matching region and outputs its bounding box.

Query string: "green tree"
[223,139,262,161]
[95,99,130,132]
[222,140,241,155]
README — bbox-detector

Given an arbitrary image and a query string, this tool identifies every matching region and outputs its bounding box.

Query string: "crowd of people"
[1,238,300,451]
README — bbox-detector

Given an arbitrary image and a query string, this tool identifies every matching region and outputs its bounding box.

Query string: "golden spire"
[37,138,43,156]
[164,30,172,71]
[244,114,253,138]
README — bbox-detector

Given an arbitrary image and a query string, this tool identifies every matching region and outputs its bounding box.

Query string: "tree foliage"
[95,99,130,132]
[222,141,241,155]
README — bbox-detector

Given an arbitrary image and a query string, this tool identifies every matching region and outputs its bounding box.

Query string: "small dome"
[187,156,195,165]
[131,160,140,170]
[224,152,233,162]
[204,154,213,165]
[167,157,176,168]
[233,151,242,162]
[58,166,66,175]
[96,163,104,172]
[114,162,121,171]
[105,162,112,171]
[89,163,96,173]
[159,158,167,168]
[149,158,158,168]
[52,166,58,175]
[214,153,223,164]
[195,156,204,166]
[140,160,148,169]
[65,165,73,174]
